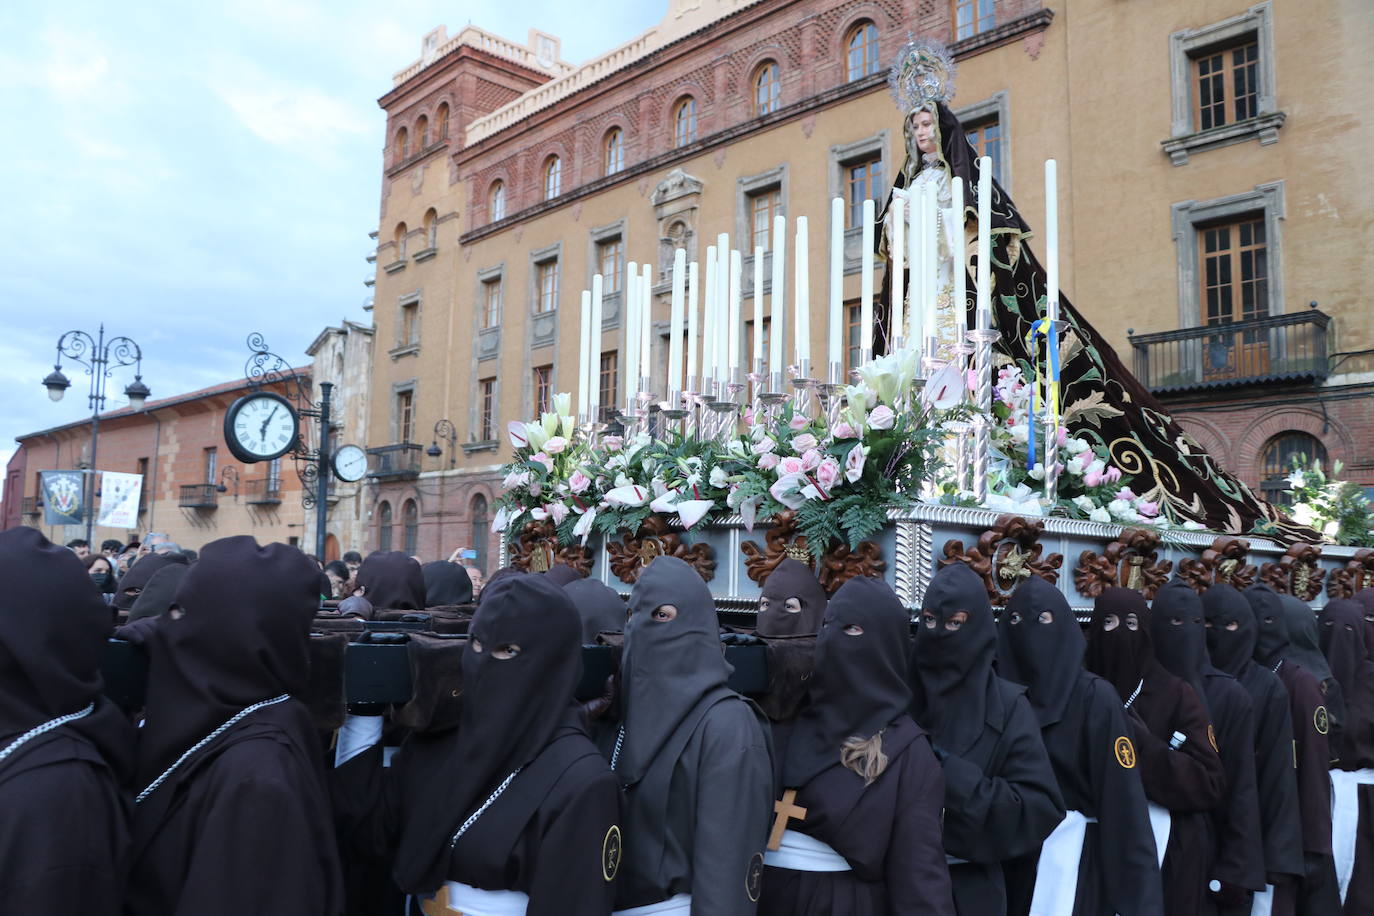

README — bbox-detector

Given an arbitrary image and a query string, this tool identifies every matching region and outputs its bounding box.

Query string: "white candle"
[687,260,699,386]
[590,273,603,420]
[728,249,742,376]
[860,198,875,354]
[578,289,591,418]
[770,215,786,378]
[908,189,923,344]
[752,246,764,364]
[951,176,966,331]
[669,248,685,398]
[703,246,717,383]
[889,197,904,345]
[828,197,843,369]
[922,184,937,344]
[716,234,730,384]
[1045,159,1060,323]
[624,259,639,403]
[794,216,809,364]
[640,264,652,388]
[976,157,992,332]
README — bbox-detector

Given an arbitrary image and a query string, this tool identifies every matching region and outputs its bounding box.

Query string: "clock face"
[224,393,299,463]
[333,444,369,483]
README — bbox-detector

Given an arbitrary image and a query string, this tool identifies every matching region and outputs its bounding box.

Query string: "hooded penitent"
[112,552,189,612]
[910,562,998,755]
[356,551,426,612]
[997,575,1083,727]
[1354,588,1374,657]
[784,576,910,788]
[543,563,584,588]
[1280,594,1344,732]
[391,574,583,893]
[755,558,828,638]
[616,556,734,785]
[1201,583,1259,677]
[1145,580,1212,711]
[126,564,190,623]
[563,577,628,644]
[136,536,320,788]
[1320,598,1374,767]
[421,561,473,607]
[1084,586,1155,704]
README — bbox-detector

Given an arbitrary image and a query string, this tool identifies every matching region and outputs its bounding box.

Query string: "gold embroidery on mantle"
[939,514,1063,606]
[605,514,715,585]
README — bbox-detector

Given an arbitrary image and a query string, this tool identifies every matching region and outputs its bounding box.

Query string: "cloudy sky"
[0,0,664,492]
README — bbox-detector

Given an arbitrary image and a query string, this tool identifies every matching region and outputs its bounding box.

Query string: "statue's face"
[909,108,937,155]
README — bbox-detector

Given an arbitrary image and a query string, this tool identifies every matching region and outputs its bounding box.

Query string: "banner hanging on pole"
[41,470,87,526]
[98,472,143,529]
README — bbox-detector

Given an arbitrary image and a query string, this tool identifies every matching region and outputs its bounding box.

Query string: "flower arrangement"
[1282,457,1374,547]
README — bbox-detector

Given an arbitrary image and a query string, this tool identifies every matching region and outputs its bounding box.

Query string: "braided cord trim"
[136,694,291,804]
[1123,678,1145,710]
[449,767,522,847]
[610,726,625,771]
[0,703,94,764]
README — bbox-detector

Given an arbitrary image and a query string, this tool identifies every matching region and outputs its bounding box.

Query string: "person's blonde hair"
[839,730,889,785]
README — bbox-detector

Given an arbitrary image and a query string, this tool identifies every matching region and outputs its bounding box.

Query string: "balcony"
[244,477,283,506]
[367,443,422,481]
[21,497,41,516]
[178,484,218,509]
[1129,309,1331,395]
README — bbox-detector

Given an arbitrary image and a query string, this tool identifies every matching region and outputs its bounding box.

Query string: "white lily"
[605,484,651,507]
[491,505,512,532]
[676,499,715,529]
[573,507,597,545]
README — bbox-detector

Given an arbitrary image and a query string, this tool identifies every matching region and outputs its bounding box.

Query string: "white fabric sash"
[1332,767,1374,902]
[434,881,529,915]
[1029,810,1094,916]
[1251,883,1274,916]
[334,714,383,767]
[1146,802,1171,869]
[613,894,691,915]
[763,829,851,872]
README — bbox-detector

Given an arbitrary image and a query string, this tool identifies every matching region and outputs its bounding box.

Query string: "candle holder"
[815,381,846,431]
[945,420,972,495]
[790,358,817,417]
[660,389,689,437]
[757,369,789,426]
[965,326,999,507]
[706,379,740,445]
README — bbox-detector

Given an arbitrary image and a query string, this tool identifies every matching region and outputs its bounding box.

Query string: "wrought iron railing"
[1129,309,1330,394]
[244,477,283,505]
[367,443,422,480]
[178,484,218,509]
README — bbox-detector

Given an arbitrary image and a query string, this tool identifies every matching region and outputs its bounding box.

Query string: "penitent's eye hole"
[1038,611,1054,625]
[652,605,678,622]
[758,597,769,613]
[1102,613,1120,632]
[784,597,803,614]
[921,611,937,629]
[470,638,483,653]
[1263,616,1276,625]
[1008,611,1022,625]
[1171,616,1184,626]
[945,611,969,632]
[1224,620,1240,632]
[491,644,521,660]
[842,623,864,636]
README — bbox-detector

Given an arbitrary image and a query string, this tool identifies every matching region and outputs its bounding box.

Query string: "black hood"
[1085,586,1155,704]
[126,564,189,623]
[756,558,828,637]
[1320,598,1369,702]
[1201,583,1257,676]
[784,576,910,787]
[911,562,998,755]
[1355,588,1374,658]
[112,551,188,611]
[1280,595,1332,684]
[563,578,627,644]
[356,551,426,612]
[543,563,584,587]
[393,573,583,893]
[421,561,473,607]
[1243,584,1288,669]
[617,556,732,784]
[998,575,1083,726]
[1146,580,1211,711]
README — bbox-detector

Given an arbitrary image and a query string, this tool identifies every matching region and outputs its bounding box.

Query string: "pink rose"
[867,405,895,430]
[1083,470,1104,488]
[742,407,756,426]
[543,436,569,455]
[1056,426,1069,446]
[751,436,777,455]
[602,435,623,452]
[789,414,809,431]
[531,452,554,472]
[844,443,866,483]
[778,456,805,476]
[816,456,842,491]
[1104,466,1123,484]
[1115,486,1136,501]
[791,433,818,453]
[1136,500,1160,518]
[800,448,823,472]
[769,472,809,510]
[757,452,780,471]
[569,470,591,494]
[831,421,858,439]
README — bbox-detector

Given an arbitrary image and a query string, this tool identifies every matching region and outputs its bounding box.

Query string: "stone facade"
[305,320,376,560]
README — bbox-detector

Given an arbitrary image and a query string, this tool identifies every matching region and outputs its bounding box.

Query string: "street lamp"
[42,325,150,544]
[427,418,457,469]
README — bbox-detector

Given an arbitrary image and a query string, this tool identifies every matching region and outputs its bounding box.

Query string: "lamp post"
[426,418,457,469]
[42,324,150,545]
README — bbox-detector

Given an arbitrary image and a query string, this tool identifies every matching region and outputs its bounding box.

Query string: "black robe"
[124,700,344,916]
[335,725,620,915]
[1003,671,1164,916]
[1201,668,1267,910]
[940,679,1066,916]
[761,716,955,915]
[1235,661,1305,889]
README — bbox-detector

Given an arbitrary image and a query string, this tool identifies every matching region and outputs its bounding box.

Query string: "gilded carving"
[508,520,591,576]
[1326,548,1374,599]
[1259,542,1326,601]
[606,514,715,585]
[1073,527,1174,599]
[939,514,1064,606]
[1176,536,1257,593]
[740,510,885,594]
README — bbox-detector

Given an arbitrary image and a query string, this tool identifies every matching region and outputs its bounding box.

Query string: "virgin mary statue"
[879,38,1312,541]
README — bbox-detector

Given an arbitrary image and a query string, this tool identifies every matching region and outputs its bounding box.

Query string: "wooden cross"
[768,788,808,851]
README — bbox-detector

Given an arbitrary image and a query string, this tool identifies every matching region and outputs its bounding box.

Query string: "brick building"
[2,374,314,552]
[363,0,1373,565]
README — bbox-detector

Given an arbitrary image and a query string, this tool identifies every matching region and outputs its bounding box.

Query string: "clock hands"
[260,406,279,442]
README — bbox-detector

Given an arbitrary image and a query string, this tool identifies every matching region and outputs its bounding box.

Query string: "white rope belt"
[613,894,692,915]
[136,694,290,803]
[427,881,529,915]
[763,829,851,872]
[0,702,94,765]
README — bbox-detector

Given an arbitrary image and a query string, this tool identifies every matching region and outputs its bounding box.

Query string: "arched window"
[392,222,407,258]
[543,156,562,200]
[415,115,430,149]
[673,96,697,147]
[604,128,624,176]
[470,494,489,573]
[402,499,419,556]
[1261,432,1328,505]
[394,126,409,164]
[377,501,393,551]
[423,208,438,249]
[753,62,780,116]
[436,103,450,140]
[846,21,880,80]
[489,180,506,221]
